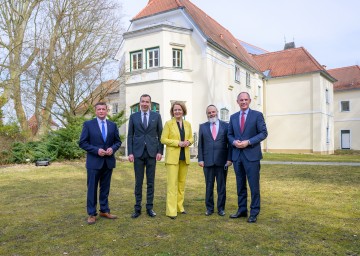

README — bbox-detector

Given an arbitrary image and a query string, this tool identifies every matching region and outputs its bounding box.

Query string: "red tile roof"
[132,0,260,72]
[327,65,360,91]
[252,47,333,79]
[76,80,120,114]
[28,110,59,135]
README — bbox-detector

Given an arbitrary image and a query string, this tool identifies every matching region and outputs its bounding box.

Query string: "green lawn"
[263,150,360,162]
[0,160,359,255]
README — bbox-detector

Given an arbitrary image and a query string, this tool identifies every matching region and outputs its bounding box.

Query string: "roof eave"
[130,6,184,22]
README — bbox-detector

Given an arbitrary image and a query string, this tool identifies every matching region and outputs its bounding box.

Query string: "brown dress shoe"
[99,212,118,219]
[87,216,96,225]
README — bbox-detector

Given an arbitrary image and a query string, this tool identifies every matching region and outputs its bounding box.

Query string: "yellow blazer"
[161,118,194,165]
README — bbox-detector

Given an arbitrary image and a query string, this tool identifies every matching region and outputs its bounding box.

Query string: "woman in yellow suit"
[161,102,194,219]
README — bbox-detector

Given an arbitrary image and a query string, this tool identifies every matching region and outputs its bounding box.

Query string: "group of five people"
[79,92,268,225]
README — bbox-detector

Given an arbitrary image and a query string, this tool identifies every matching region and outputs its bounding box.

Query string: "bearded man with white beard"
[198,105,232,216]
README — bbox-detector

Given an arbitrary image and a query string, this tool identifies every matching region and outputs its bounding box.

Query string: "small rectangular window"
[220,108,229,122]
[130,51,143,71]
[146,48,159,68]
[340,101,350,112]
[172,49,182,68]
[246,72,251,87]
[235,65,240,82]
[112,103,118,114]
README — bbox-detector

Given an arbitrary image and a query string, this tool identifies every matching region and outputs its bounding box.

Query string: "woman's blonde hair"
[170,101,187,117]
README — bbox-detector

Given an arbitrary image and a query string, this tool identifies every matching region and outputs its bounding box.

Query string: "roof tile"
[328,65,360,91]
[252,47,327,77]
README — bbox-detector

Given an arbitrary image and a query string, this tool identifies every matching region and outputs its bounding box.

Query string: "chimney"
[284,42,295,50]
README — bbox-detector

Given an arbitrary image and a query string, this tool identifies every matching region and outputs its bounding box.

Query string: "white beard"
[208,117,218,123]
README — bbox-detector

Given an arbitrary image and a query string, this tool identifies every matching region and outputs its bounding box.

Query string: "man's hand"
[198,161,204,167]
[128,154,134,162]
[105,148,113,156]
[226,161,233,167]
[98,148,106,157]
[233,140,250,149]
[156,153,162,161]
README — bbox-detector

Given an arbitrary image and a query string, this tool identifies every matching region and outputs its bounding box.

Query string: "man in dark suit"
[228,92,268,223]
[198,105,232,216]
[127,94,163,218]
[79,102,122,225]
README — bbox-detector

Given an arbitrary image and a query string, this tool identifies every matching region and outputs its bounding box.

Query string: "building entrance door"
[341,130,350,149]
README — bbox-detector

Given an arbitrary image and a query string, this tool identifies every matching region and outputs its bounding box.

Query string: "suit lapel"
[94,118,105,142]
[206,122,216,140]
[233,112,241,137]
[172,118,181,140]
[243,109,252,133]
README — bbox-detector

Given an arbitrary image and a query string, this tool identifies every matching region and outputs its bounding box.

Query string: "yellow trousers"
[166,160,188,217]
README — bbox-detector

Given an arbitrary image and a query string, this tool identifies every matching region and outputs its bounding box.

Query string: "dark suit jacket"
[228,109,268,162]
[127,111,163,158]
[198,120,232,167]
[79,118,121,169]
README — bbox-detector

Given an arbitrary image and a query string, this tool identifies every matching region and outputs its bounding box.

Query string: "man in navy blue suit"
[127,94,163,218]
[198,105,232,216]
[228,92,268,223]
[79,102,121,224]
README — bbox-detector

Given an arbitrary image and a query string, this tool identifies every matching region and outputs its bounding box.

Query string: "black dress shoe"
[131,211,141,218]
[168,216,176,219]
[205,210,213,216]
[247,215,257,223]
[181,211,187,214]
[147,209,156,217]
[229,211,248,218]
[218,210,226,216]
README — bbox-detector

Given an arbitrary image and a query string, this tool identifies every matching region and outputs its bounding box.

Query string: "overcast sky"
[120,0,360,70]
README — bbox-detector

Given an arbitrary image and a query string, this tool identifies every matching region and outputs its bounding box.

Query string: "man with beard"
[198,105,232,216]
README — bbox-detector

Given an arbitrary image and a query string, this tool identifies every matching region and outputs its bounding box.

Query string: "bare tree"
[1,0,124,136]
[0,0,43,131]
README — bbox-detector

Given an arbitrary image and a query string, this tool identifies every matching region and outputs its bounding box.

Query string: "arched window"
[220,108,229,122]
[130,102,160,114]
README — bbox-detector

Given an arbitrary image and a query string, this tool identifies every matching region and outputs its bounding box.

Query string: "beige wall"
[264,74,334,154]
[334,89,360,150]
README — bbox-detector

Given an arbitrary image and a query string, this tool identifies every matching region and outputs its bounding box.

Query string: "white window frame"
[172,49,182,68]
[146,47,160,69]
[246,72,251,87]
[220,108,229,122]
[340,101,350,112]
[112,103,118,114]
[235,65,240,82]
[130,50,143,71]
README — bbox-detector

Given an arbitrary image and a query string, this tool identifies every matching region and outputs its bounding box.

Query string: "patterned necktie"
[143,112,147,129]
[101,121,106,141]
[212,122,216,140]
[240,112,245,133]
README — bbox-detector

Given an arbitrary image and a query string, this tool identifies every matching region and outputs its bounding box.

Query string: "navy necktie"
[101,121,106,141]
[143,112,148,129]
